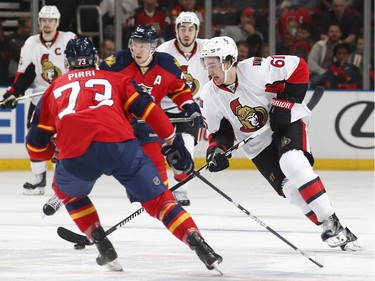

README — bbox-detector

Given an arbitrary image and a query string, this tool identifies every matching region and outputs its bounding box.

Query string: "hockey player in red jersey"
[199,36,359,251]
[0,5,76,196]
[25,37,222,272]
[157,12,209,206]
[99,24,204,191]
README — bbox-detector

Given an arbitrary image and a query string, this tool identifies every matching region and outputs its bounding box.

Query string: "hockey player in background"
[157,12,208,206]
[99,24,204,192]
[25,37,223,272]
[0,5,76,196]
[199,36,359,251]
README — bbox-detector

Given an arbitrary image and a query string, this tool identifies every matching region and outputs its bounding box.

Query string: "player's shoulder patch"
[100,50,132,71]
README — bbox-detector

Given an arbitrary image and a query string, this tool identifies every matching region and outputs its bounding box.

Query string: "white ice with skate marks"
[0,170,373,281]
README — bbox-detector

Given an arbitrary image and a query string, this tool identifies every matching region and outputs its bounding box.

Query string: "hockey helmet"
[200,36,238,65]
[130,25,158,45]
[176,12,200,30]
[64,37,98,69]
[38,5,61,26]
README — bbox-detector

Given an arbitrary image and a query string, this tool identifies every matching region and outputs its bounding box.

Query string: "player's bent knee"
[141,189,176,218]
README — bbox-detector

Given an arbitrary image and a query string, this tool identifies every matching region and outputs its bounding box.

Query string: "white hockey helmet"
[38,5,61,25]
[200,36,238,64]
[175,11,200,30]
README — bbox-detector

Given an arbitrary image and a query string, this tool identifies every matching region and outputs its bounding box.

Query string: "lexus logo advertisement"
[335,101,374,149]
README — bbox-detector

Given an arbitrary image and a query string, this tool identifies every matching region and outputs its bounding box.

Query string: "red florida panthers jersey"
[26,68,175,159]
[99,49,193,108]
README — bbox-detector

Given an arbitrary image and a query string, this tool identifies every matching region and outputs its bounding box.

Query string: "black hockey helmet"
[65,37,98,69]
[130,25,158,44]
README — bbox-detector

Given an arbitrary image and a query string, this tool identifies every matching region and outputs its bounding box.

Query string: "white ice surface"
[0,170,374,281]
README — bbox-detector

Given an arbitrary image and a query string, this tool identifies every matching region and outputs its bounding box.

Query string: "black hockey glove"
[161,133,194,174]
[182,102,205,128]
[206,145,229,172]
[0,92,18,109]
[269,97,294,133]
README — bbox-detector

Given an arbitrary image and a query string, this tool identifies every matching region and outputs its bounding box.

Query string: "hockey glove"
[269,97,294,133]
[0,92,18,109]
[182,102,205,128]
[161,133,194,174]
[206,145,229,172]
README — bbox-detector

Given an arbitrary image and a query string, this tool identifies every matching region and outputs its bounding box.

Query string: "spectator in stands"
[319,0,359,45]
[307,24,342,88]
[287,22,313,61]
[236,40,250,61]
[126,0,172,45]
[6,17,31,83]
[0,21,9,85]
[261,43,270,58]
[99,38,116,62]
[99,0,139,41]
[350,36,364,76]
[170,0,205,37]
[276,0,312,53]
[221,7,264,44]
[325,42,361,89]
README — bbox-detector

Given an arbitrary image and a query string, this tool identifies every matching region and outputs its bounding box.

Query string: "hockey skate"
[187,232,223,273]
[43,194,62,216]
[340,227,361,251]
[321,213,348,248]
[92,226,123,271]
[23,172,46,195]
[173,190,190,206]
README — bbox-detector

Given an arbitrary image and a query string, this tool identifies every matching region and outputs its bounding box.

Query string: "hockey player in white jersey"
[199,36,359,251]
[0,5,76,196]
[157,12,208,206]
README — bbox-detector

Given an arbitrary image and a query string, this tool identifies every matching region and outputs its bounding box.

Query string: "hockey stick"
[57,124,271,247]
[306,86,324,111]
[0,91,44,106]
[137,117,193,124]
[192,170,324,268]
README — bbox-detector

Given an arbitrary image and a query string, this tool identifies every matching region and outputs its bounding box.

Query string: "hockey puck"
[74,243,86,250]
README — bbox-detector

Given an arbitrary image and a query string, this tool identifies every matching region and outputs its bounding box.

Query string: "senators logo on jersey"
[41,54,62,84]
[230,98,267,132]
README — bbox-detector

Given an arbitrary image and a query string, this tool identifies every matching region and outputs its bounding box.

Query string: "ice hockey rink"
[0,169,373,281]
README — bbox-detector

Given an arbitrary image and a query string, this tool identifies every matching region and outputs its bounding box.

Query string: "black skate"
[187,232,223,273]
[321,213,347,248]
[340,227,361,251]
[92,226,123,271]
[43,194,62,216]
[23,172,46,195]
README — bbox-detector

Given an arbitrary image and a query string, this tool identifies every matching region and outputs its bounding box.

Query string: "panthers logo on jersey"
[104,55,116,67]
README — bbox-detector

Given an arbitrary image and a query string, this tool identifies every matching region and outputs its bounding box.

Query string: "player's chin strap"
[56,124,271,247]
[222,61,235,85]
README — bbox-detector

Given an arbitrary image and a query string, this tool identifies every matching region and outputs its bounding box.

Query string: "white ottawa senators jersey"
[157,38,209,113]
[17,31,76,105]
[200,55,311,159]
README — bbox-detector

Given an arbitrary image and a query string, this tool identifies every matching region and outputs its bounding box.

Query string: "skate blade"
[105,259,123,271]
[326,231,348,248]
[211,261,223,275]
[341,241,361,251]
[23,188,45,195]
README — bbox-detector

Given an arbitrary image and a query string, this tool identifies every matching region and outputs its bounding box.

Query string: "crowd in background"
[0,0,373,89]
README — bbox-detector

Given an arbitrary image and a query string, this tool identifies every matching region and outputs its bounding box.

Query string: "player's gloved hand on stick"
[161,133,194,174]
[206,144,229,172]
[0,92,18,109]
[182,102,205,128]
[269,95,295,133]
